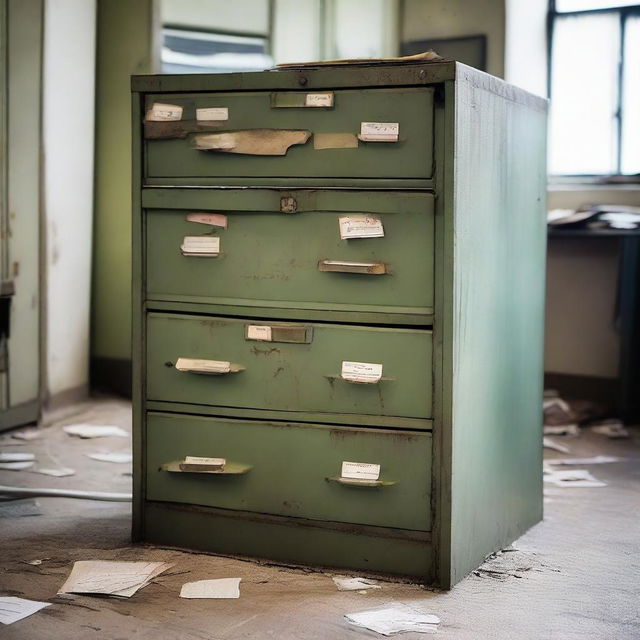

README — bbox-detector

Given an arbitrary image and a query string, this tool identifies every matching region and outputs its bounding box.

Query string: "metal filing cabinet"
[131,61,547,588]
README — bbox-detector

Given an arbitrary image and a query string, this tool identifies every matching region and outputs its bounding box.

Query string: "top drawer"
[143,88,434,182]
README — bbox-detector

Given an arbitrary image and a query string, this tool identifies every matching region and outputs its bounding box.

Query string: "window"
[548,1,640,176]
[161,28,273,74]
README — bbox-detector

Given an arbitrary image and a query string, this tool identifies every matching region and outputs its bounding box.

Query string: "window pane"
[621,16,640,174]
[557,0,639,12]
[549,13,620,175]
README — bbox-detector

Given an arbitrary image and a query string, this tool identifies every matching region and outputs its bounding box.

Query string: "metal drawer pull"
[162,460,252,475]
[175,358,245,375]
[326,476,397,488]
[318,260,387,275]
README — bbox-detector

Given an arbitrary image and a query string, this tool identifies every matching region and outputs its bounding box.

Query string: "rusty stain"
[273,366,284,378]
[250,346,280,357]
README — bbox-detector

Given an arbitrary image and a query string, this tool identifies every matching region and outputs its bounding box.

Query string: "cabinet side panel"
[449,64,547,585]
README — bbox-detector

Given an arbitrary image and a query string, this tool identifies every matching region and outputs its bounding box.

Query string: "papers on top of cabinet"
[180,236,220,257]
[358,122,399,142]
[341,461,380,481]
[0,597,51,625]
[345,602,441,636]
[58,561,173,598]
[180,577,241,599]
[145,103,183,122]
[339,215,384,239]
[341,361,383,384]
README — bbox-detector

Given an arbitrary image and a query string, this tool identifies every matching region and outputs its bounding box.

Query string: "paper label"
[181,236,220,256]
[183,456,226,467]
[359,122,399,141]
[196,107,229,121]
[146,102,183,121]
[341,361,383,383]
[305,93,334,107]
[341,461,381,481]
[186,213,228,228]
[339,215,384,239]
[175,358,231,374]
[247,325,272,341]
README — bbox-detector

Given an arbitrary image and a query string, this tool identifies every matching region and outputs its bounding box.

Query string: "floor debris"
[543,437,571,454]
[86,453,132,464]
[345,602,440,636]
[0,596,51,625]
[30,467,76,477]
[591,420,629,439]
[62,425,128,439]
[0,461,35,471]
[546,455,622,466]
[179,578,241,599]
[0,499,42,518]
[332,576,381,591]
[0,452,35,463]
[543,424,580,436]
[543,469,607,488]
[11,429,42,441]
[58,560,173,598]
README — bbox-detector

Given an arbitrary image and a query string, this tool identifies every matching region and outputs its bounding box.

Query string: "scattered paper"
[0,461,35,471]
[180,235,220,257]
[543,437,571,454]
[86,453,133,464]
[0,596,51,625]
[247,325,272,341]
[358,122,399,142]
[333,576,381,591]
[196,107,229,121]
[63,425,128,439]
[592,422,629,439]
[0,499,42,518]
[543,469,606,488]
[0,452,35,462]
[543,424,580,436]
[339,215,384,240]
[180,578,241,599]
[31,467,75,477]
[547,455,622,466]
[11,429,41,441]
[345,602,440,636]
[59,561,173,598]
[341,361,383,384]
[341,461,380,481]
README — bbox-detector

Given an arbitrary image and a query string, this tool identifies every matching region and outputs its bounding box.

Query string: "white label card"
[175,358,231,374]
[305,93,334,107]
[196,107,229,121]
[341,461,381,481]
[181,236,220,256]
[341,361,383,383]
[146,103,183,121]
[339,215,385,240]
[359,122,399,142]
[247,325,272,341]
[183,456,226,467]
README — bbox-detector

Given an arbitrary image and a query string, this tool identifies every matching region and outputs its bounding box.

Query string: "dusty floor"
[1,397,639,639]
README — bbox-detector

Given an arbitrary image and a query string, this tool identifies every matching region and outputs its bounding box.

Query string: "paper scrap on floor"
[63,424,128,439]
[0,596,51,625]
[543,437,571,454]
[59,561,173,598]
[31,467,75,477]
[345,602,440,636]
[543,424,580,436]
[333,576,381,591]
[547,455,622,466]
[86,453,132,464]
[0,452,35,463]
[0,499,42,518]
[180,577,241,599]
[592,422,629,439]
[543,469,606,488]
[11,429,42,441]
[0,461,35,471]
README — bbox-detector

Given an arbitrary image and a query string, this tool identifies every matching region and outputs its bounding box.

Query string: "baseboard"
[45,385,89,412]
[90,357,132,398]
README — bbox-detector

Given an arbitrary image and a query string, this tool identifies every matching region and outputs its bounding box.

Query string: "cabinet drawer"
[145,190,434,316]
[143,88,433,181]
[146,413,432,531]
[146,313,432,420]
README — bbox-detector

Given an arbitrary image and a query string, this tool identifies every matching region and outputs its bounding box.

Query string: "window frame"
[547,0,640,178]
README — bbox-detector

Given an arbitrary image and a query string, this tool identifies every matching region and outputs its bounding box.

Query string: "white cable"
[0,485,131,502]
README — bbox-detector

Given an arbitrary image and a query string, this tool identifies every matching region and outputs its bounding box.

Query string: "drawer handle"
[318,260,387,275]
[162,460,252,475]
[326,476,397,488]
[175,358,245,375]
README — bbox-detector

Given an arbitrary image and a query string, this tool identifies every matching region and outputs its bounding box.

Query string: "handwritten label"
[180,236,220,256]
[196,107,229,121]
[341,361,383,384]
[183,456,226,467]
[359,122,399,142]
[146,102,183,121]
[247,325,272,341]
[339,215,384,240]
[175,358,231,374]
[341,461,381,481]
[186,213,228,228]
[305,93,334,107]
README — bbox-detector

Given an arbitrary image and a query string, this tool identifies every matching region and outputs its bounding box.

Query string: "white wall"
[161,0,270,34]
[272,0,322,63]
[43,0,96,400]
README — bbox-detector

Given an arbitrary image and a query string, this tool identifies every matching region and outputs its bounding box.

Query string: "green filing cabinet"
[132,61,547,588]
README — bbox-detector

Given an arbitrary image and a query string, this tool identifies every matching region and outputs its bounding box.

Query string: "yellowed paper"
[145,103,183,122]
[358,122,399,142]
[341,361,383,383]
[175,358,231,374]
[180,236,220,256]
[339,215,384,239]
[341,461,381,481]
[247,325,272,341]
[193,129,311,155]
[186,213,228,228]
[305,93,334,107]
[313,133,359,150]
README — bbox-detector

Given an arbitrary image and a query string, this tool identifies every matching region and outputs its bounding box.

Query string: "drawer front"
[144,88,433,180]
[145,190,434,315]
[146,313,432,420]
[146,413,432,531]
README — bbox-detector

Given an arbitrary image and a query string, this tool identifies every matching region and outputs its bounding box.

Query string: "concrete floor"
[1,397,639,639]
